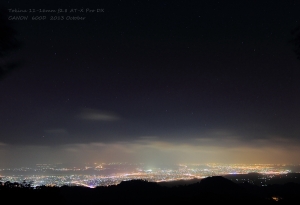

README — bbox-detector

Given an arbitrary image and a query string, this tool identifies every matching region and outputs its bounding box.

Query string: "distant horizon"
[1,162,300,169]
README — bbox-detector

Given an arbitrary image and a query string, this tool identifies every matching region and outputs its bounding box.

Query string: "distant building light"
[272,196,282,201]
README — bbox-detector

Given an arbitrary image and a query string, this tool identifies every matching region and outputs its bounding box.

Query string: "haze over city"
[1,0,300,168]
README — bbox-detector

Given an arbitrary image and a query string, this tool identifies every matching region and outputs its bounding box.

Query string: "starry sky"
[0,0,300,168]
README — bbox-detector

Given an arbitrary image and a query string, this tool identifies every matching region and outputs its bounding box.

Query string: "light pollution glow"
[1,135,300,168]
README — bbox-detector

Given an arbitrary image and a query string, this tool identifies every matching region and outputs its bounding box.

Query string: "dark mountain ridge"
[1,176,299,204]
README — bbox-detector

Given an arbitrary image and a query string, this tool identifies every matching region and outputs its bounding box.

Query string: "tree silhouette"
[0,7,21,80]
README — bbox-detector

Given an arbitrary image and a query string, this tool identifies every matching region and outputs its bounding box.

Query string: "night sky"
[1,0,300,168]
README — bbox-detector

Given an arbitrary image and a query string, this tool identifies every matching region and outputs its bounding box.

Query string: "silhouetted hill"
[198,176,241,190]
[1,177,300,204]
[181,176,270,203]
[118,179,160,189]
[158,178,202,187]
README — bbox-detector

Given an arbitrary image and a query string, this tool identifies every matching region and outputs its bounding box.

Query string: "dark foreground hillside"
[1,176,299,204]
